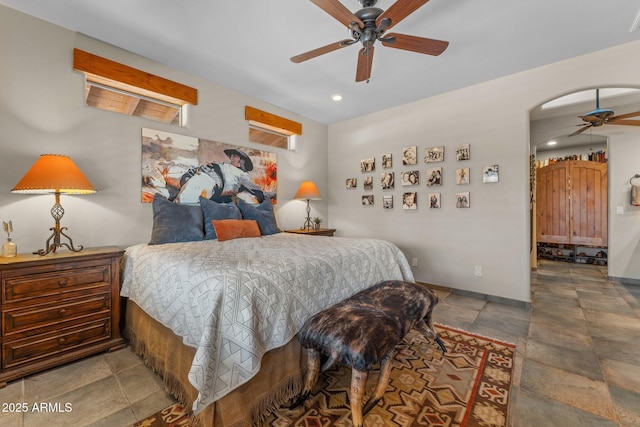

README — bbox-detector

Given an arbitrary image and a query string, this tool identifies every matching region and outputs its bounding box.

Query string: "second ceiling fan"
[291,0,449,82]
[569,89,640,137]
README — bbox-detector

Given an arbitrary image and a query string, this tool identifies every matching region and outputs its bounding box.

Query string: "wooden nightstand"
[285,228,337,237]
[0,247,126,387]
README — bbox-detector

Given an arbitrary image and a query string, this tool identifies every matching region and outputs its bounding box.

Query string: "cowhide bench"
[292,280,446,427]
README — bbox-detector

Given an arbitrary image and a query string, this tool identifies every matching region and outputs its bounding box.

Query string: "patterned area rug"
[133,403,190,427]
[133,325,515,427]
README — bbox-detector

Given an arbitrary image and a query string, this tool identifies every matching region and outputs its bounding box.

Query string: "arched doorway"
[529,88,640,271]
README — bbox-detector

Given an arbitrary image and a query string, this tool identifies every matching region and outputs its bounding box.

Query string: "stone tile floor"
[434,259,640,427]
[0,259,638,426]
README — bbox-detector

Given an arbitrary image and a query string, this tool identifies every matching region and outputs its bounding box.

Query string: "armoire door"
[569,160,608,246]
[536,162,571,244]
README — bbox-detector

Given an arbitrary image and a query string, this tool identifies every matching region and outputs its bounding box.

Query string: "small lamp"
[11,154,96,255]
[294,181,321,230]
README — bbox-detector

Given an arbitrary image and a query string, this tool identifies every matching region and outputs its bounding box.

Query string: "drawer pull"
[59,309,67,316]
[59,337,67,345]
[58,279,68,287]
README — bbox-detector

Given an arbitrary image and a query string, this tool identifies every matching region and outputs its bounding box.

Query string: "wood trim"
[245,106,302,135]
[73,49,198,106]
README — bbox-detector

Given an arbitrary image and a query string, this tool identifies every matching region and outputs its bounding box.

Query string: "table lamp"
[11,154,96,255]
[294,181,321,230]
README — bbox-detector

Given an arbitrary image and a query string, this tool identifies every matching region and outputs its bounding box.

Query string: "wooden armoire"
[536,160,607,247]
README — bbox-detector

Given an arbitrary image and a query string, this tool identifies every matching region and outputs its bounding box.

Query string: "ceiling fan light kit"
[291,0,449,82]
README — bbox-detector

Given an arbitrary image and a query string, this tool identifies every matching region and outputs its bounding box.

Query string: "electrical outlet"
[474,265,483,277]
[617,206,624,215]
[412,258,419,267]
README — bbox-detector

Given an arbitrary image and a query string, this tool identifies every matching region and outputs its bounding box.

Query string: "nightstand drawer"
[3,293,111,336]
[2,265,110,303]
[2,320,111,369]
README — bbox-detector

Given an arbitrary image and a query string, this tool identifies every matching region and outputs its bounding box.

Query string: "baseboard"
[608,275,640,286]
[416,281,531,309]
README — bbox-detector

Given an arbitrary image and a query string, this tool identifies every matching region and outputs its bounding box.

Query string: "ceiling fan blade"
[568,125,592,137]
[311,0,364,29]
[608,119,640,126]
[356,46,374,82]
[381,33,449,55]
[610,111,640,121]
[377,0,430,30]
[291,39,354,63]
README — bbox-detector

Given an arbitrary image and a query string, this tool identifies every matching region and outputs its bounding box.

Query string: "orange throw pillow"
[212,219,261,242]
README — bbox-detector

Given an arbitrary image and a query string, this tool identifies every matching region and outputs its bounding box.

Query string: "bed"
[121,232,414,427]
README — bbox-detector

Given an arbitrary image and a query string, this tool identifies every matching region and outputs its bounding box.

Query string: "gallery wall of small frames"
[347,144,499,210]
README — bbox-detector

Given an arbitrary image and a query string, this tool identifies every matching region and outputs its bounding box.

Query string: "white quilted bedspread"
[121,233,414,414]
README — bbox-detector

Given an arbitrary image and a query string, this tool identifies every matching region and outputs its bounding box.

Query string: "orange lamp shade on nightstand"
[11,154,96,255]
[294,181,321,231]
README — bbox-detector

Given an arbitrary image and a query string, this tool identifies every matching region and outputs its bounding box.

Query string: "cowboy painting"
[141,128,277,204]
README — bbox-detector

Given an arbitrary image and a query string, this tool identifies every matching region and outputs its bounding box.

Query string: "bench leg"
[415,319,447,353]
[362,350,395,415]
[288,348,321,408]
[350,368,369,427]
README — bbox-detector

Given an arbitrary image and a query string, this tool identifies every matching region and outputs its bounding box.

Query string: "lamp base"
[300,218,314,231]
[300,199,313,230]
[35,226,84,256]
[34,192,84,256]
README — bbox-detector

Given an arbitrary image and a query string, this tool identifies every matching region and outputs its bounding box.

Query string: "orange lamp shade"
[294,181,321,200]
[11,154,96,195]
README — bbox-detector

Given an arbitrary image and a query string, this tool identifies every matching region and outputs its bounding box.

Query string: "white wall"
[328,40,640,302]
[0,6,329,252]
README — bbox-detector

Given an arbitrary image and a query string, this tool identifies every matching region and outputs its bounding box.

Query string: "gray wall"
[328,40,640,302]
[0,6,329,251]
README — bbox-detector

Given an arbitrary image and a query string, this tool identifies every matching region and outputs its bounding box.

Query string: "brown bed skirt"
[124,299,305,427]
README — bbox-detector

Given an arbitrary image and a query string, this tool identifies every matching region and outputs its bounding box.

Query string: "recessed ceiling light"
[547,140,558,146]
[331,94,343,102]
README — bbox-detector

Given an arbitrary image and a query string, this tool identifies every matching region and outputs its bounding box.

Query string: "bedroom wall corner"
[0,5,330,251]
[327,39,640,302]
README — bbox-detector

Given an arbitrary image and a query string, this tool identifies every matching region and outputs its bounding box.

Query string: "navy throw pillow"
[237,197,280,236]
[149,194,204,245]
[200,196,242,240]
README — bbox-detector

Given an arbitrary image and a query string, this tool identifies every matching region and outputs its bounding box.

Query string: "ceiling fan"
[290,0,449,83]
[568,89,640,136]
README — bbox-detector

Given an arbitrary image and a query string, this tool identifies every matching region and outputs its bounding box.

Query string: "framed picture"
[424,146,444,163]
[483,165,499,183]
[141,128,277,205]
[456,167,470,185]
[402,192,417,209]
[363,176,373,190]
[402,170,420,186]
[346,178,357,188]
[456,192,470,208]
[382,153,393,169]
[402,146,417,165]
[426,167,443,186]
[383,194,393,209]
[456,144,470,161]
[429,192,441,208]
[381,172,395,189]
[362,195,374,206]
[361,157,375,172]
